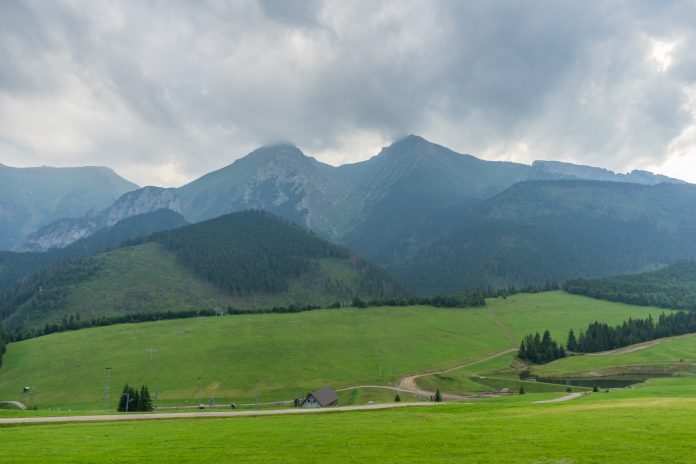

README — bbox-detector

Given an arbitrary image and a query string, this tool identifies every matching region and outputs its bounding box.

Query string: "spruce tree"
[567,329,578,351]
[140,385,153,411]
[117,384,129,412]
[394,392,401,402]
[434,389,442,402]
[519,385,525,395]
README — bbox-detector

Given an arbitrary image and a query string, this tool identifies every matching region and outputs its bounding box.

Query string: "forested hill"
[0,209,188,294]
[564,261,696,310]
[1,211,404,336]
[148,210,398,296]
[395,181,696,294]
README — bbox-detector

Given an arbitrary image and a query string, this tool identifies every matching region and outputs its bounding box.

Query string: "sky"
[1,0,696,187]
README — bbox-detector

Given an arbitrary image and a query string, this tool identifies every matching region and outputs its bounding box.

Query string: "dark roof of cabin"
[309,387,338,406]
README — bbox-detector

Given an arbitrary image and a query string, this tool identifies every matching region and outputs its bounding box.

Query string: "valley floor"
[2,378,696,463]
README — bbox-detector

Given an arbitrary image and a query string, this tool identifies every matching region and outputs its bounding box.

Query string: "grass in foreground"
[3,378,696,463]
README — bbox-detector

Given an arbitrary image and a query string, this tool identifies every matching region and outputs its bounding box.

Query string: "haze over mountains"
[0,164,138,250]
[1,135,693,297]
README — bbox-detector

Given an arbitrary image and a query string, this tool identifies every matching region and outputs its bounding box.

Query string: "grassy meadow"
[3,378,696,463]
[532,333,696,378]
[0,291,668,409]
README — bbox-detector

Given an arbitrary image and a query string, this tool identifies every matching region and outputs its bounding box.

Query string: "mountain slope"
[530,160,684,185]
[564,261,696,309]
[396,181,696,294]
[339,135,531,265]
[0,209,188,294]
[1,211,403,334]
[0,164,138,250]
[177,145,352,239]
[18,187,180,252]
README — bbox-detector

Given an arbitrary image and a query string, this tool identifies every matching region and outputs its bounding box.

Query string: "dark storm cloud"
[0,0,695,185]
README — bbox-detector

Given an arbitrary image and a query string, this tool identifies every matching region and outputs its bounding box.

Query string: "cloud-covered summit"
[1,0,695,186]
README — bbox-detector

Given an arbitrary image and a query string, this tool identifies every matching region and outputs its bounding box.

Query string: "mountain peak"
[245,143,309,163]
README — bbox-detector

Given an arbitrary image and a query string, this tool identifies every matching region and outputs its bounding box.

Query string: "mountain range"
[0,164,138,250]
[1,135,692,296]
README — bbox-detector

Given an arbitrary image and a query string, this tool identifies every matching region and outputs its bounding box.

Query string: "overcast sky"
[1,0,696,186]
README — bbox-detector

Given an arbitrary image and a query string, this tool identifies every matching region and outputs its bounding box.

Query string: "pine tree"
[518,340,526,359]
[117,384,129,412]
[519,385,526,395]
[140,385,153,411]
[567,329,577,351]
[434,389,442,402]
[394,392,401,402]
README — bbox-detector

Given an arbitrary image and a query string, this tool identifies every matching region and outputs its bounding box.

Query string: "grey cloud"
[0,0,695,185]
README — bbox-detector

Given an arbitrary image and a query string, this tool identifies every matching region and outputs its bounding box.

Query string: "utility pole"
[146,348,158,361]
[125,392,130,413]
[154,386,159,410]
[255,385,259,409]
[103,367,112,411]
[196,377,202,405]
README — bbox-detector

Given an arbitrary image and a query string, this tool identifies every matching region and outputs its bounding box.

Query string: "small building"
[301,387,338,408]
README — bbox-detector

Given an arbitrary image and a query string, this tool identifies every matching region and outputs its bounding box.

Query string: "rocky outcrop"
[18,187,182,251]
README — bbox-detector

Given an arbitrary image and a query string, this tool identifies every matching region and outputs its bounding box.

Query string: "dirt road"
[395,348,518,399]
[533,392,584,404]
[0,401,27,410]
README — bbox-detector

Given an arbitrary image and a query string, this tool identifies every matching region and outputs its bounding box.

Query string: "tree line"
[518,309,696,364]
[6,281,566,343]
[7,291,489,342]
[117,384,154,412]
[564,261,696,310]
[518,330,566,364]
[568,310,696,353]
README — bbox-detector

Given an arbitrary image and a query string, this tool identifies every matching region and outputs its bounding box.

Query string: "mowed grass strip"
[0,292,667,409]
[3,384,696,463]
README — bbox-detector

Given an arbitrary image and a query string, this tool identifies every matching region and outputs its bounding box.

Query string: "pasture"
[0,292,666,409]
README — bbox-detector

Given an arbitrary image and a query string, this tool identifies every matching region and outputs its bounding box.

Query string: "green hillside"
[531,333,696,378]
[397,181,696,293]
[0,292,667,409]
[0,211,403,335]
[0,209,188,294]
[565,260,696,309]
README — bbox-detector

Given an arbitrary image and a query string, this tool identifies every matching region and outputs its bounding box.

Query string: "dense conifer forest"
[564,261,696,310]
[148,210,382,295]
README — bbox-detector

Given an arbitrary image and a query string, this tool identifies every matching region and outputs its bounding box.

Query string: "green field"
[0,291,668,409]
[532,333,696,378]
[3,378,696,463]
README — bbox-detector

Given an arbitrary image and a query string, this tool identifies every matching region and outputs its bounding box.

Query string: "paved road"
[0,402,444,425]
